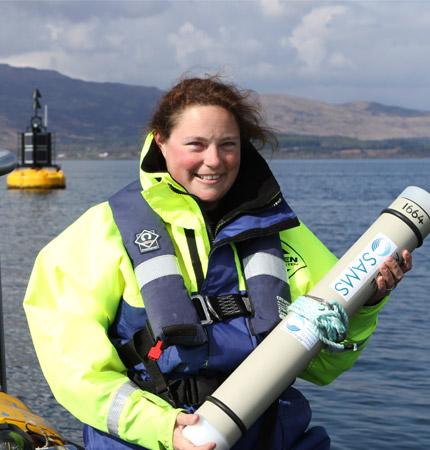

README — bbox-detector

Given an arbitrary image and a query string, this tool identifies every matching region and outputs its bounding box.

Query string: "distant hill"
[1,64,429,158]
[260,94,430,140]
[0,64,162,157]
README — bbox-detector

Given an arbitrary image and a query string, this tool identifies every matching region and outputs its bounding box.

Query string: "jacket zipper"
[168,184,216,244]
[214,193,283,237]
[168,183,283,246]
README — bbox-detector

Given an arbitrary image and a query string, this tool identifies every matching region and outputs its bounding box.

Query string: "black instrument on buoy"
[6,88,65,189]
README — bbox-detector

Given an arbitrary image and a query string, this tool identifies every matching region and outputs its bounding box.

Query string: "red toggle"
[148,340,163,361]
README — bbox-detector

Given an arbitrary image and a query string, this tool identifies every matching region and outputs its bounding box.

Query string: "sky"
[1,0,430,111]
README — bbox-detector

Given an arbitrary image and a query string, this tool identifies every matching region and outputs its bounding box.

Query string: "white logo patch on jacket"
[134,229,160,253]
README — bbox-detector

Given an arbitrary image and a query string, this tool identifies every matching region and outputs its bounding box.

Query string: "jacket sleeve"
[23,202,179,450]
[281,222,389,386]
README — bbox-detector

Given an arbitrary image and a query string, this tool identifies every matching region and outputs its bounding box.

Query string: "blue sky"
[1,0,430,110]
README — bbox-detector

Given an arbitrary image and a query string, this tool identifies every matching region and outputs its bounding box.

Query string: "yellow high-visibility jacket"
[23,134,388,449]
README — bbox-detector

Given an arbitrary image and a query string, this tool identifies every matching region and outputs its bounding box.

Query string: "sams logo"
[286,315,305,332]
[371,237,392,256]
[332,252,377,297]
[330,233,397,302]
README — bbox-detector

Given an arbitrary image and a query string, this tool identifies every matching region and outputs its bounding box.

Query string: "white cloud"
[0,0,429,110]
[288,5,352,74]
[168,20,264,70]
[58,21,101,52]
[327,52,354,70]
[168,22,216,65]
[0,51,57,72]
[257,0,288,18]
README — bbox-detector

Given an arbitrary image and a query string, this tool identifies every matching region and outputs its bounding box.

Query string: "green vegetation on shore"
[53,134,430,160]
[272,134,430,158]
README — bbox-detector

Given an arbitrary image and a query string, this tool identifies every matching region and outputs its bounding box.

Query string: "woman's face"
[155,105,241,210]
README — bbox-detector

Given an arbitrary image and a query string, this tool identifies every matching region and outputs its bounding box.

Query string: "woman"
[23,75,411,450]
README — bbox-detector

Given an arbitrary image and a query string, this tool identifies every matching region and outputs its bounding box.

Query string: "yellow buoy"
[7,167,65,189]
[6,88,67,190]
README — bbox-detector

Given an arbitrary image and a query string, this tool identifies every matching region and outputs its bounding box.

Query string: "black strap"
[117,323,228,408]
[192,294,253,322]
[208,294,253,319]
[118,295,252,369]
[185,228,205,292]
[129,371,226,408]
[117,325,173,405]
[184,228,254,323]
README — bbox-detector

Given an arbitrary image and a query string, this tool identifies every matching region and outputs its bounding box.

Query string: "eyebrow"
[183,135,240,141]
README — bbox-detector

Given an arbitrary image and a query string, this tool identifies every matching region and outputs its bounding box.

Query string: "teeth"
[199,175,220,180]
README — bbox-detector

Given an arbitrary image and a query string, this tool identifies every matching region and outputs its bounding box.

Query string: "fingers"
[176,412,200,427]
[379,250,412,290]
[400,249,412,273]
[380,257,402,290]
[173,413,217,450]
[365,250,412,306]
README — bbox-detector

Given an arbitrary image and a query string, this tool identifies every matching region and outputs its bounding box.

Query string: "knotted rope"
[288,295,358,351]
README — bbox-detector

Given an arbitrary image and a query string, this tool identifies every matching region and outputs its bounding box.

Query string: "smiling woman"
[154,105,241,210]
[22,74,411,450]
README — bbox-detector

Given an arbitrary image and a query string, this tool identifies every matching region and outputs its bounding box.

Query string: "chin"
[200,198,219,211]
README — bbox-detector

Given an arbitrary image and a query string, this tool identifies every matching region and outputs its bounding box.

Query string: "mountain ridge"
[259,93,430,140]
[1,64,429,158]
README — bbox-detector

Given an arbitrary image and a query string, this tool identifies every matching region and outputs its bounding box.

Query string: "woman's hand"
[365,249,412,306]
[173,412,216,450]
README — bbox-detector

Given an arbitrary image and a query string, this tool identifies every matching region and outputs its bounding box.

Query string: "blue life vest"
[107,180,298,381]
[84,180,330,450]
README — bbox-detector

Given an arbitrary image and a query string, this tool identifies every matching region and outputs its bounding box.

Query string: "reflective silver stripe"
[107,381,140,436]
[134,254,181,289]
[243,252,288,282]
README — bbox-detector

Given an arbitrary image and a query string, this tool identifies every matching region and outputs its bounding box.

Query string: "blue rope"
[288,295,355,351]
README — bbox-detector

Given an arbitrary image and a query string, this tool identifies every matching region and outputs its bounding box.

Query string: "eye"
[187,141,204,150]
[221,141,238,150]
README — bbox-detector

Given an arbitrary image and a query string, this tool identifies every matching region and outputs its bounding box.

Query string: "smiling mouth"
[197,174,221,180]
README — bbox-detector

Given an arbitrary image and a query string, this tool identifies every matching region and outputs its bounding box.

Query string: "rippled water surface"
[1,158,429,449]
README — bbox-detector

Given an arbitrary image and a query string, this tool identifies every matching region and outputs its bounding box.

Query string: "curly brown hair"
[147,74,277,152]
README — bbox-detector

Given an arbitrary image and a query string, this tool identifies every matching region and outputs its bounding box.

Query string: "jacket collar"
[139,133,283,229]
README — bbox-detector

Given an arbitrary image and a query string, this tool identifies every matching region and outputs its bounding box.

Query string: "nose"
[204,145,222,168]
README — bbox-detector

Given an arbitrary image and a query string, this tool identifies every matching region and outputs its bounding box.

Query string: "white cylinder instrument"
[183,186,430,449]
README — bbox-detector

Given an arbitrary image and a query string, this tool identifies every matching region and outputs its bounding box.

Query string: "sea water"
[0,158,429,449]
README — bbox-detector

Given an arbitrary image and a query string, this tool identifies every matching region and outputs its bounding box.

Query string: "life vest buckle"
[191,294,213,326]
[192,293,254,325]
